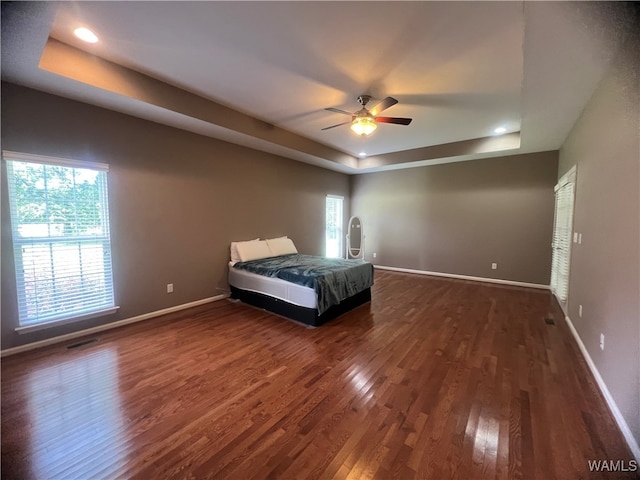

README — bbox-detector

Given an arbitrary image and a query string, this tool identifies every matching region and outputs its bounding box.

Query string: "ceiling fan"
[322,95,412,136]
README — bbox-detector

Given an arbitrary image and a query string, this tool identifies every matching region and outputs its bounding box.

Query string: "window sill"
[15,307,120,334]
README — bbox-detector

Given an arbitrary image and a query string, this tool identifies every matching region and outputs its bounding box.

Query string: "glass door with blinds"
[550,166,577,312]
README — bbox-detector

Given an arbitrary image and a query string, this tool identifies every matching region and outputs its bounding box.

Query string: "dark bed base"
[229,286,371,327]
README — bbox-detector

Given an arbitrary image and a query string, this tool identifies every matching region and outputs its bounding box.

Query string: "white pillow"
[230,238,259,263]
[266,237,298,256]
[236,240,273,262]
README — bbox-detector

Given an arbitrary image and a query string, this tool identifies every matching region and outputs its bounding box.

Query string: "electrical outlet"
[600,333,605,350]
[578,233,582,244]
[573,232,579,243]
[167,283,174,294]
[373,252,377,258]
[491,263,497,270]
[579,305,583,318]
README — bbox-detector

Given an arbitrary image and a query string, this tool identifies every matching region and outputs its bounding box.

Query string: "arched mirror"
[346,216,365,260]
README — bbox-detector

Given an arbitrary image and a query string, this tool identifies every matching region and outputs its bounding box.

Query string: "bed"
[228,237,373,326]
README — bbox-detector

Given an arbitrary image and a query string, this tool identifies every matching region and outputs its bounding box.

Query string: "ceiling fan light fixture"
[74,27,99,44]
[351,116,377,136]
[322,95,410,134]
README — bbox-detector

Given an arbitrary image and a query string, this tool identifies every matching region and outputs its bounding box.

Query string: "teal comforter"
[233,254,374,314]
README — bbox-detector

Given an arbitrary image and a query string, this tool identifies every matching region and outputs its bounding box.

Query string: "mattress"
[228,262,317,309]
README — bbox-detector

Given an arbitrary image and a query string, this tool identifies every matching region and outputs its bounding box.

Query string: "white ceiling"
[1,1,634,173]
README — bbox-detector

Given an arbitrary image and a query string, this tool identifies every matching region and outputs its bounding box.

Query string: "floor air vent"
[66,338,99,349]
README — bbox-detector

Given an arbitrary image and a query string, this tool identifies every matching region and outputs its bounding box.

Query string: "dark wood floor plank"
[2,271,637,479]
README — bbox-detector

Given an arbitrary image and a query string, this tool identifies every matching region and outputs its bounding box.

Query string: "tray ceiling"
[1,1,633,173]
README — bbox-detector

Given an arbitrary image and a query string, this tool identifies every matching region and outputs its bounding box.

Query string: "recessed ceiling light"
[74,27,98,44]
[494,126,507,134]
[358,152,367,158]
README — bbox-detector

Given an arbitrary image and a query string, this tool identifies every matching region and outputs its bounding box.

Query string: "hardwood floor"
[1,271,636,479]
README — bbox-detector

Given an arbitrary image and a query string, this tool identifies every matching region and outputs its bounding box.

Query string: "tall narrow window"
[550,166,576,313]
[325,195,344,258]
[4,151,116,330]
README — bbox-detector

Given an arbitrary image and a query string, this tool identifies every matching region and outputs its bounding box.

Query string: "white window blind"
[550,168,576,305]
[4,151,116,327]
[325,195,344,258]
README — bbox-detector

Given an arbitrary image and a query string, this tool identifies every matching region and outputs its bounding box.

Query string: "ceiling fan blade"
[321,121,353,131]
[369,96,398,116]
[375,116,412,125]
[325,107,355,116]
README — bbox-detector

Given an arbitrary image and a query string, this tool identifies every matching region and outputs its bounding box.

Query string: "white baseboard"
[564,315,640,462]
[0,294,229,358]
[374,265,549,290]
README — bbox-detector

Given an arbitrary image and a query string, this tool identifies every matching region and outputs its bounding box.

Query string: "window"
[550,166,576,312]
[4,151,116,331]
[325,195,343,258]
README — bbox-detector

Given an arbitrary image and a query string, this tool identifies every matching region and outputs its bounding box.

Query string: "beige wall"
[1,83,349,350]
[351,152,558,285]
[558,33,639,448]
